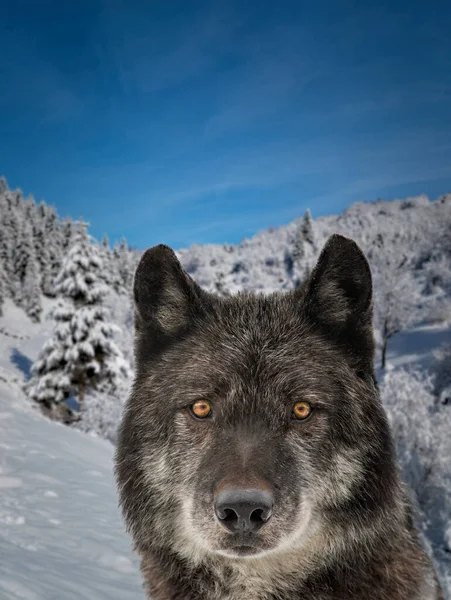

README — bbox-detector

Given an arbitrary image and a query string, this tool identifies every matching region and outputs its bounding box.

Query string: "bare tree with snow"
[369,233,426,369]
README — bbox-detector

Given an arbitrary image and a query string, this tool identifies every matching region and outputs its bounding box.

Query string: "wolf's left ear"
[302,235,374,371]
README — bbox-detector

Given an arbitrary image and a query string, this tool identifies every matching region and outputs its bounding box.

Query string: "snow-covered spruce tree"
[113,237,135,293]
[99,233,123,290]
[61,216,75,251]
[283,248,294,280]
[35,202,63,297]
[292,221,305,264]
[285,211,316,290]
[33,213,53,296]
[289,222,305,289]
[0,265,4,316]
[0,215,12,298]
[14,219,42,322]
[27,225,130,420]
[22,259,42,323]
[0,188,21,299]
[113,238,137,295]
[301,208,315,247]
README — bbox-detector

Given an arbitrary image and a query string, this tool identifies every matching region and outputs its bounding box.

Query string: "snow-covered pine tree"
[101,234,109,249]
[283,248,294,280]
[61,216,75,251]
[0,265,4,316]
[113,237,134,293]
[0,189,20,299]
[301,208,315,247]
[14,219,42,322]
[24,195,37,223]
[33,211,52,295]
[27,225,130,420]
[289,220,308,289]
[292,221,305,264]
[100,234,110,284]
[99,233,121,289]
[0,214,12,298]
[35,203,63,296]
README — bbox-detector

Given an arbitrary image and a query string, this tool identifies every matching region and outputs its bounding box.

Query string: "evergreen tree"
[61,217,75,251]
[27,226,130,419]
[0,176,7,194]
[113,237,134,293]
[0,193,20,299]
[99,233,119,288]
[33,216,53,295]
[24,195,37,228]
[301,208,315,247]
[42,206,63,296]
[29,201,66,297]
[0,265,4,316]
[0,214,13,297]
[32,201,51,295]
[287,221,309,289]
[292,221,305,264]
[283,248,294,279]
[22,258,42,322]
[14,220,42,322]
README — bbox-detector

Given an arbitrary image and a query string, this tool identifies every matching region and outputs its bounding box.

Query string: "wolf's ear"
[302,235,374,370]
[133,245,212,334]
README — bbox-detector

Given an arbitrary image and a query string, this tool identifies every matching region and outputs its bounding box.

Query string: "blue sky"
[1,0,451,249]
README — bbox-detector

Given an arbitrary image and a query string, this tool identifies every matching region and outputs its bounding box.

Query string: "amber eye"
[190,400,212,419]
[292,401,312,421]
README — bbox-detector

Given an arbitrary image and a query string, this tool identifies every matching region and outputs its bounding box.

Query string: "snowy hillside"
[0,380,144,600]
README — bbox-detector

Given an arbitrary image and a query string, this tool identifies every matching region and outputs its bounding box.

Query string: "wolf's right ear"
[133,245,212,334]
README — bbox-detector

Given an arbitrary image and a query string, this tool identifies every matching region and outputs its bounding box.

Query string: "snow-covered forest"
[0,176,450,597]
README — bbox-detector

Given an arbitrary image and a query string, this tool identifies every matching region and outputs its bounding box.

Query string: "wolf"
[115,234,443,600]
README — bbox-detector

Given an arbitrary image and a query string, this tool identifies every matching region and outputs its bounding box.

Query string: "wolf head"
[116,235,398,564]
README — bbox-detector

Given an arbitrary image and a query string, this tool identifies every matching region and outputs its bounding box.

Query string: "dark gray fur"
[115,235,443,600]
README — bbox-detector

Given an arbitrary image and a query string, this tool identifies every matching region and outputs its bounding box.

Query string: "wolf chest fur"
[115,234,443,600]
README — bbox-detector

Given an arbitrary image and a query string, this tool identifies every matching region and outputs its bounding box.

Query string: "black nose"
[215,489,273,533]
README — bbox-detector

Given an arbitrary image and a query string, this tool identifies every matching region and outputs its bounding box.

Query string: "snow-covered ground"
[0,380,144,600]
[0,300,449,599]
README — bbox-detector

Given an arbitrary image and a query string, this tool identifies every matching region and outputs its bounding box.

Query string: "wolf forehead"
[157,292,341,374]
